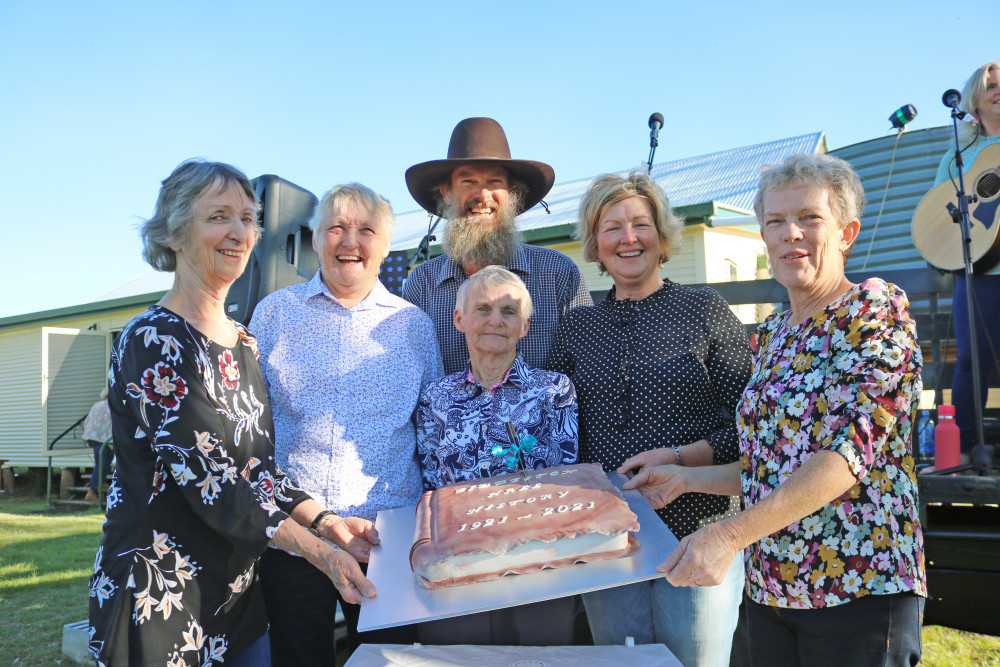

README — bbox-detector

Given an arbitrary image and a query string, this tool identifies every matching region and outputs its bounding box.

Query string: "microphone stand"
[646,113,664,175]
[939,104,993,475]
[647,135,658,175]
[406,213,442,272]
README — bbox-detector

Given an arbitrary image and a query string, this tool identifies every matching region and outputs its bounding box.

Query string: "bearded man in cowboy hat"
[402,117,592,375]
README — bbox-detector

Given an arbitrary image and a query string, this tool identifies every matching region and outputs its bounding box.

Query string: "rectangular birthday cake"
[409,463,640,589]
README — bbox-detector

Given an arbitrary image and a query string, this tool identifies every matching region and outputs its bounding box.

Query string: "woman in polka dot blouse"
[548,171,751,667]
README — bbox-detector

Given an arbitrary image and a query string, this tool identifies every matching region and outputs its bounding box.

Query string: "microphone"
[942,89,962,109]
[648,112,664,147]
[889,104,917,130]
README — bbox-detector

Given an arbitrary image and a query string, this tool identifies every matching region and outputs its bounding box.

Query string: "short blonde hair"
[577,171,683,268]
[456,265,533,320]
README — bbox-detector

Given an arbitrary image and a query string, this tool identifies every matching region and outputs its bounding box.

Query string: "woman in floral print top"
[738,278,925,611]
[624,153,927,666]
[88,161,378,667]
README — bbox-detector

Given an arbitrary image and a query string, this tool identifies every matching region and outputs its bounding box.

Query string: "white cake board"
[357,472,677,632]
[344,643,682,666]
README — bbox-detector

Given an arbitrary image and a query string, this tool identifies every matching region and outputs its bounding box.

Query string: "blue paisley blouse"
[738,279,927,609]
[88,306,310,666]
[416,354,578,489]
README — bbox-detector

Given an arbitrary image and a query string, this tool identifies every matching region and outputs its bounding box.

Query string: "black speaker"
[226,175,319,324]
[380,250,410,297]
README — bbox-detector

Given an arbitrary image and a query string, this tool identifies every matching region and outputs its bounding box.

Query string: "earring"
[598,263,607,276]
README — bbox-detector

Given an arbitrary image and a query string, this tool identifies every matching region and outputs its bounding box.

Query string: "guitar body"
[912,143,1000,271]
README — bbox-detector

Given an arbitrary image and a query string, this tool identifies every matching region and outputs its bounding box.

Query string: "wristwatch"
[309,509,339,537]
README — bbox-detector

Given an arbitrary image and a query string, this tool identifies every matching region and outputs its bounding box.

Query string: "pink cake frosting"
[410,463,640,589]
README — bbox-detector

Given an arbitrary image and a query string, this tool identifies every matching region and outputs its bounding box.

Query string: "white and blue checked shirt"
[249,272,443,522]
[402,244,592,375]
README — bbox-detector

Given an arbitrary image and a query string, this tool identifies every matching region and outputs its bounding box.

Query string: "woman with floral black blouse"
[88,160,378,666]
[626,153,926,666]
[547,171,751,667]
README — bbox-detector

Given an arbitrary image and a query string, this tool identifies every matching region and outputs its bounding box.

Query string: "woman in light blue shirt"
[934,61,1000,454]
[250,183,443,666]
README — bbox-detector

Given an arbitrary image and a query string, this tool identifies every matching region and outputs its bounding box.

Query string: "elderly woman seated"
[416,265,579,645]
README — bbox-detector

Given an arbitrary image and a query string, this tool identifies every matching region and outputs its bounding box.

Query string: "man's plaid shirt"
[402,243,592,375]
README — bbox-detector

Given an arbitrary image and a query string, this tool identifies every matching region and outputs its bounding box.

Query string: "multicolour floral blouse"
[82,398,112,443]
[417,354,578,489]
[88,306,310,666]
[738,279,927,609]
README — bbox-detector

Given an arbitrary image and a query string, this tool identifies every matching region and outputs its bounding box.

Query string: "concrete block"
[62,619,91,665]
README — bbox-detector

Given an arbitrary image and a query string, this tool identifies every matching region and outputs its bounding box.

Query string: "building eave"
[0,291,165,331]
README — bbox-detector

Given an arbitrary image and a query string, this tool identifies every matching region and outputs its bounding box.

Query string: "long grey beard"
[441,192,523,269]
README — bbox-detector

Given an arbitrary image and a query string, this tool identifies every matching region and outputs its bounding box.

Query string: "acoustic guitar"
[912,143,1000,271]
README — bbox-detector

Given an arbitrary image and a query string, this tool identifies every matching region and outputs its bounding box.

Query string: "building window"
[725,259,738,282]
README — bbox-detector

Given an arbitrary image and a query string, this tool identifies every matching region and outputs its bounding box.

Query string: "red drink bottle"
[934,404,961,471]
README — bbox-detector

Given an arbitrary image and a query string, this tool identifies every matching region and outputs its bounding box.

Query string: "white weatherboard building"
[0,132,825,471]
[0,294,166,471]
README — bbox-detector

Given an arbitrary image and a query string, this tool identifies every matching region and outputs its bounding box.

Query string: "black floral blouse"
[547,280,752,538]
[88,306,310,666]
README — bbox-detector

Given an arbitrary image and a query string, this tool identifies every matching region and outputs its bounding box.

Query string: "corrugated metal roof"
[649,132,826,212]
[90,268,173,302]
[832,126,952,273]
[391,131,826,250]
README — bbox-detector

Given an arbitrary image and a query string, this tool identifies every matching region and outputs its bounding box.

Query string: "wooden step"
[52,499,99,508]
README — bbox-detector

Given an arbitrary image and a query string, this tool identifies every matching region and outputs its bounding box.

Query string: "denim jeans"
[582,550,744,667]
[228,633,271,667]
[951,273,1000,452]
[744,592,924,666]
[87,440,113,494]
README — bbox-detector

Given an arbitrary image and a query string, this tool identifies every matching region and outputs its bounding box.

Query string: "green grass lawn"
[0,496,105,665]
[2,495,999,666]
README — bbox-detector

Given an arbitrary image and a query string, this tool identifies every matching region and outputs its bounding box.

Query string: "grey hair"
[754,153,865,228]
[576,171,683,269]
[456,265,534,320]
[959,62,1000,142]
[309,182,394,236]
[141,159,259,272]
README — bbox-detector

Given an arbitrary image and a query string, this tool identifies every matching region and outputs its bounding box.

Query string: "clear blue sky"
[0,0,993,318]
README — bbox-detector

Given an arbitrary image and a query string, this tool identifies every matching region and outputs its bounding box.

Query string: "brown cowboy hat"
[405,117,555,215]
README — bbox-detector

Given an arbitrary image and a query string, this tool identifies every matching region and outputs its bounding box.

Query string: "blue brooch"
[491,422,536,479]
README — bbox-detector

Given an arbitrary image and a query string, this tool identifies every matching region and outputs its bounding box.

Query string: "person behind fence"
[415,265,579,645]
[81,387,112,503]
[402,117,592,375]
[88,160,377,667]
[624,153,927,666]
[547,171,752,667]
[249,182,443,665]
[933,61,1000,456]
